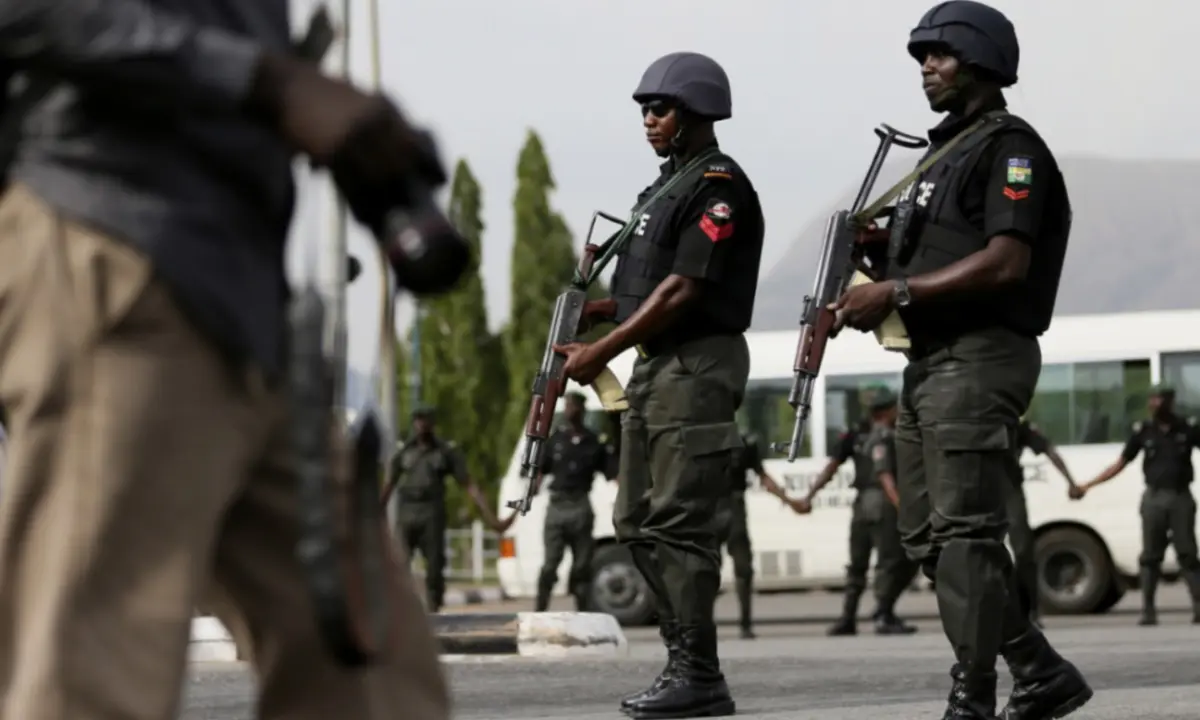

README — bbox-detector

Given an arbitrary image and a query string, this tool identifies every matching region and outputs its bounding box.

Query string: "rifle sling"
[853,116,990,225]
[579,147,722,286]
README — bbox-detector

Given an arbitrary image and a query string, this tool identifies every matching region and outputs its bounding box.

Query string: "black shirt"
[866,425,897,487]
[1121,416,1200,491]
[539,425,613,499]
[832,428,874,491]
[655,146,765,338]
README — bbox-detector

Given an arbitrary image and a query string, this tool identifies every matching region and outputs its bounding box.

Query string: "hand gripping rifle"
[289,3,469,667]
[776,124,927,461]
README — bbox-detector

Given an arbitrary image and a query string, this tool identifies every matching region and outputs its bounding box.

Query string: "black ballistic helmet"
[908,1,1019,87]
[632,52,732,121]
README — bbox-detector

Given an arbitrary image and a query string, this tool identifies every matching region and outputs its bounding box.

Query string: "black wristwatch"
[892,279,912,308]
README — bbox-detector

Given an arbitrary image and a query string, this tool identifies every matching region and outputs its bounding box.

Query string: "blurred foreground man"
[0,3,461,719]
[554,52,764,718]
[831,2,1091,717]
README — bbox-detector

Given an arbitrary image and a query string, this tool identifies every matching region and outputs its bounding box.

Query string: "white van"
[496,309,1200,625]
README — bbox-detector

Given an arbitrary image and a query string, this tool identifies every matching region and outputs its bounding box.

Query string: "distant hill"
[752,157,1200,331]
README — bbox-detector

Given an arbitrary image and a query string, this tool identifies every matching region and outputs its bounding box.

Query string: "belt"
[636,330,737,359]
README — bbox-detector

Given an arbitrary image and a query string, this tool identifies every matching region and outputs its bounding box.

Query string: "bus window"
[737,379,811,457]
[1027,359,1150,445]
[1161,352,1200,419]
[823,373,902,452]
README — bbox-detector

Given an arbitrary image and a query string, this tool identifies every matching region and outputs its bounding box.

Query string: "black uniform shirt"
[540,425,612,499]
[832,428,874,491]
[389,438,469,504]
[730,433,766,493]
[1121,416,1200,491]
[658,145,765,338]
[867,426,897,484]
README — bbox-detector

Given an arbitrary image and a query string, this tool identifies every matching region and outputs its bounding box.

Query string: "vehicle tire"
[589,542,656,626]
[1036,527,1113,615]
[1092,580,1125,614]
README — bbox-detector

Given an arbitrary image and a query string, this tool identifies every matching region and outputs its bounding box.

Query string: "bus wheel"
[1036,527,1113,615]
[589,543,656,627]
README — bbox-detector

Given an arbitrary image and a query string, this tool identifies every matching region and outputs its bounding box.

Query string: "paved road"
[181,586,1200,719]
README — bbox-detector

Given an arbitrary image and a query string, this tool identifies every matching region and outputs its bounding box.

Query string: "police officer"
[554,52,763,719]
[535,391,616,612]
[0,4,458,718]
[831,3,1092,717]
[1010,418,1082,627]
[388,407,501,613]
[808,391,919,636]
[1078,384,1200,626]
[714,432,794,639]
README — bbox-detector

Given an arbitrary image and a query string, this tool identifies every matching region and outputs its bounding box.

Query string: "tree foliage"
[503,130,579,449]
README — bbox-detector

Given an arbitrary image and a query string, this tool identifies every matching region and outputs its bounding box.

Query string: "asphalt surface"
[181,585,1200,719]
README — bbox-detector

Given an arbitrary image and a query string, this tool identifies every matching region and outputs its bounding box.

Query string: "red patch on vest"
[1003,186,1029,200]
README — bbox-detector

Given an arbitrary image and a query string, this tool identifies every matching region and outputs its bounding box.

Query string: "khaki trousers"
[0,186,448,720]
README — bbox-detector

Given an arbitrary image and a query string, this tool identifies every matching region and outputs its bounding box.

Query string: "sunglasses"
[640,100,675,119]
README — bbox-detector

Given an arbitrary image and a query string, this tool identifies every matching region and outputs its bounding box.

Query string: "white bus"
[496,309,1200,625]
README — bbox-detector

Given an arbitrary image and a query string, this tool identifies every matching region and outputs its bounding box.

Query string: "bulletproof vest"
[393,440,454,503]
[849,433,876,491]
[545,428,601,499]
[887,112,1070,340]
[1136,419,1195,491]
[610,152,732,323]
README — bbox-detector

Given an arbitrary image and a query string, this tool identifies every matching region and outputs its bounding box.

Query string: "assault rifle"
[508,212,628,515]
[775,124,928,461]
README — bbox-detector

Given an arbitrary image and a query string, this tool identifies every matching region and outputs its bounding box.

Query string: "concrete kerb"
[433,612,629,658]
[189,611,628,663]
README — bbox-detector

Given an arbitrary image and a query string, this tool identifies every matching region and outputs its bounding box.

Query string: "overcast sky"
[285,0,1200,393]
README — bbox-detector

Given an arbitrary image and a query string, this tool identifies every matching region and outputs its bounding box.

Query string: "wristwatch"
[892,279,912,308]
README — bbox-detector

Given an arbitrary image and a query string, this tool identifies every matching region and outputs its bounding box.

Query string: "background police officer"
[388,407,504,613]
[798,418,872,516]
[1010,418,1081,627]
[1078,384,1200,626]
[831,3,1091,718]
[714,432,794,639]
[816,390,919,637]
[535,391,616,612]
[554,52,763,719]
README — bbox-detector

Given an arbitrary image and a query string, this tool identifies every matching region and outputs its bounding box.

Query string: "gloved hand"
[247,52,467,295]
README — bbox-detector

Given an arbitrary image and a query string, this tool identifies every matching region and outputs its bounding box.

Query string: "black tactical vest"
[610,152,734,324]
[886,112,1070,342]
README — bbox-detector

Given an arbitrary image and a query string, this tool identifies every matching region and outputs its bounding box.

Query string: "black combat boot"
[736,576,755,639]
[1138,566,1159,626]
[1180,567,1200,623]
[827,589,860,636]
[620,622,681,712]
[999,626,1092,720]
[626,623,735,719]
[941,664,999,720]
[872,606,917,635]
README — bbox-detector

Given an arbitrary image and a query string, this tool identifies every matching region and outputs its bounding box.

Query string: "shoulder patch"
[699,198,735,242]
[1189,417,1197,426]
[872,444,886,461]
[703,163,733,180]
[444,440,457,450]
[1132,421,1143,433]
